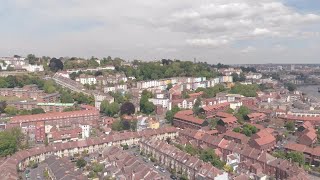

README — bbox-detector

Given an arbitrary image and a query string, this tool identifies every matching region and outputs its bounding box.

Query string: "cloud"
[186,38,229,47]
[241,46,256,53]
[0,0,319,63]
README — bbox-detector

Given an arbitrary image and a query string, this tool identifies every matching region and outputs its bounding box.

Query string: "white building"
[149,98,169,108]
[21,64,44,72]
[76,75,97,85]
[80,124,91,138]
[246,72,262,80]
[94,93,114,110]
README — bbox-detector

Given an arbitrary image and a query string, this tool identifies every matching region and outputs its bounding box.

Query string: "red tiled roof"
[279,115,320,122]
[221,116,237,124]
[174,110,204,125]
[10,110,99,124]
[202,102,230,112]
[216,112,233,118]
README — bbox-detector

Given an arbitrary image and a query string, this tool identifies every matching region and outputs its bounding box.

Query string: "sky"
[0,0,320,64]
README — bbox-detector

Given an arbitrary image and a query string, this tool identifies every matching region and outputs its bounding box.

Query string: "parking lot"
[125,145,177,179]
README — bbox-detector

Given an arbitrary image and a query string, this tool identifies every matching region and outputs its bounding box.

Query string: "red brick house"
[250,129,276,151]
[173,110,208,130]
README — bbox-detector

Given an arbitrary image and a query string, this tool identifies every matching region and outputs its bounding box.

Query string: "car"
[133,153,139,157]
[153,164,159,169]
[159,167,165,173]
[170,175,177,180]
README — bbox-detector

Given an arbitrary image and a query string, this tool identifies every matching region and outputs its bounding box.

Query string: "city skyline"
[1,0,320,64]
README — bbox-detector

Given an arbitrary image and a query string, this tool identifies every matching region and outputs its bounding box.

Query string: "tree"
[230,83,259,97]
[0,101,7,113]
[0,127,23,157]
[140,91,155,114]
[120,102,135,115]
[225,108,234,114]
[49,58,63,72]
[287,151,305,166]
[286,83,297,92]
[236,106,250,121]
[43,80,56,93]
[101,101,120,117]
[185,144,198,156]
[26,54,37,65]
[60,91,74,103]
[31,108,45,114]
[76,158,87,168]
[192,97,202,115]
[4,106,18,115]
[166,83,173,90]
[165,106,180,124]
[92,162,103,173]
[285,121,295,131]
[199,148,225,169]
[111,120,122,131]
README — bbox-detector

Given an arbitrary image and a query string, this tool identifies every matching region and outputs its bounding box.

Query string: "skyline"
[1,0,320,64]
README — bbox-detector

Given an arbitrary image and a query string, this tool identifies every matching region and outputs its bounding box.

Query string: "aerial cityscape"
[1,1,320,180]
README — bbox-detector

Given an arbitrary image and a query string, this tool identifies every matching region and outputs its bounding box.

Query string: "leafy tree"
[166,83,173,90]
[235,106,250,121]
[287,151,305,166]
[4,106,18,115]
[43,80,56,93]
[165,106,180,124]
[199,148,225,169]
[233,127,241,133]
[0,101,7,113]
[31,108,45,114]
[100,100,120,117]
[120,102,135,115]
[230,83,259,97]
[26,54,37,65]
[49,58,63,72]
[60,91,74,103]
[0,127,23,157]
[285,83,297,92]
[285,121,295,131]
[111,120,122,131]
[185,144,198,156]
[76,158,87,168]
[92,162,103,173]
[140,91,155,114]
[225,108,234,114]
[192,97,202,115]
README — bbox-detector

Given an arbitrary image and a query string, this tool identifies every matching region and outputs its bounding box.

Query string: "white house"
[80,124,91,139]
[76,74,97,85]
[21,64,44,72]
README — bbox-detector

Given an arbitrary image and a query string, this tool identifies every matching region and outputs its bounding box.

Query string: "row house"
[149,98,169,109]
[103,146,165,179]
[249,129,276,151]
[178,128,307,180]
[219,68,242,76]
[0,127,178,180]
[200,102,230,117]
[296,121,317,146]
[173,110,208,130]
[75,74,96,85]
[247,112,267,123]
[246,72,262,80]
[103,84,128,93]
[9,110,100,128]
[285,143,320,165]
[140,139,228,180]
[94,92,114,110]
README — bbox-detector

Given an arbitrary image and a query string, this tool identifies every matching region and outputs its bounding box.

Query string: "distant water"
[297,85,320,99]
